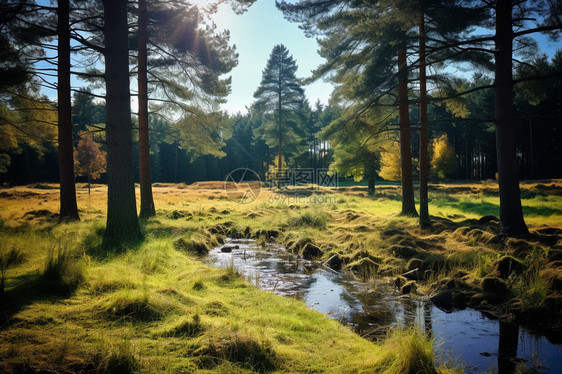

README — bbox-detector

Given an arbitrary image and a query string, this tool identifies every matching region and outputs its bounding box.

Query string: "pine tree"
[253,44,305,184]
[135,0,251,218]
[277,0,488,220]
[418,12,430,227]
[57,0,80,221]
[102,0,142,246]
[137,0,154,219]
[328,122,378,195]
[0,0,83,221]
[489,0,561,235]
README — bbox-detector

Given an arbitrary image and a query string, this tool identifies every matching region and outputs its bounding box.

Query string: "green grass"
[0,219,456,373]
[1,180,561,373]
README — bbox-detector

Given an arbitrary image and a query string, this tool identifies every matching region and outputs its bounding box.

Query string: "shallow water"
[207,239,562,373]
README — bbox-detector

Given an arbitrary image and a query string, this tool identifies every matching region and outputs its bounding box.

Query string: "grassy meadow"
[1,180,561,373]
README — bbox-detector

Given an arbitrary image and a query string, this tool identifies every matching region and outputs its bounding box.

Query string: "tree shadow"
[276,188,314,197]
[0,267,80,329]
[445,199,562,217]
[453,200,499,217]
[84,224,145,260]
[523,205,562,217]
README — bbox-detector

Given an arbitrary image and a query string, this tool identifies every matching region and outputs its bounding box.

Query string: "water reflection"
[498,321,519,373]
[207,239,562,373]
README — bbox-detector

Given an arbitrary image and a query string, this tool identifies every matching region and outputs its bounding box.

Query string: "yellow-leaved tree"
[431,134,456,179]
[378,142,401,181]
[378,141,419,182]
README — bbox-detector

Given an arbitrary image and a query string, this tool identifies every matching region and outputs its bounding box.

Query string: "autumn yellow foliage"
[431,134,456,179]
[379,145,401,182]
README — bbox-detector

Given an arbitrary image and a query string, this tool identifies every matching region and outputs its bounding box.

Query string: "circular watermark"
[224,168,262,204]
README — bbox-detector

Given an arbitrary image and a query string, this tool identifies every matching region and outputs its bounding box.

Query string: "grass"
[286,209,328,229]
[372,328,444,374]
[1,180,561,372]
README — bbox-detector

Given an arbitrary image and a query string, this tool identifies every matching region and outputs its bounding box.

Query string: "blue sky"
[209,0,333,114]
[38,0,560,114]
[209,0,561,115]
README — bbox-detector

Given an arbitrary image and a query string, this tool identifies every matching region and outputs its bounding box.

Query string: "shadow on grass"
[276,189,314,197]
[523,205,562,217]
[0,253,83,328]
[85,223,145,260]
[440,199,562,218]
[1,224,148,328]
[376,192,402,201]
[454,200,499,217]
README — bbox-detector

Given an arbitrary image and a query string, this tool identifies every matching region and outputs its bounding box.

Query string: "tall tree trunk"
[137,0,155,219]
[495,0,528,235]
[277,89,282,189]
[398,46,418,217]
[57,0,80,222]
[102,0,142,246]
[419,14,430,228]
[367,153,375,196]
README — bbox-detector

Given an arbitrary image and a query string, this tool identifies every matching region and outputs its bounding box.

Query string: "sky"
[196,0,561,115]
[39,0,333,115]
[38,0,560,114]
[204,0,334,114]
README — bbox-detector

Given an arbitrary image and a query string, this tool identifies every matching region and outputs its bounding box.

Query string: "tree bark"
[494,0,528,235]
[277,85,283,189]
[419,14,430,228]
[57,0,80,222]
[367,152,375,196]
[137,0,155,219]
[102,0,142,246]
[398,46,418,217]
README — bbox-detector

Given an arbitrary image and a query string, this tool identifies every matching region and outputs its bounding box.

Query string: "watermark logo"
[266,168,339,205]
[267,193,338,205]
[225,168,339,205]
[265,168,338,189]
[224,168,262,204]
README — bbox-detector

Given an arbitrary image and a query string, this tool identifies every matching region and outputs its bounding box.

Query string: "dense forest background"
[1,0,561,239]
[2,59,561,186]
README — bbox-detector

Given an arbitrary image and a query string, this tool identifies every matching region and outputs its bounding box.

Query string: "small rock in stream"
[221,245,239,253]
[326,254,343,270]
[401,281,416,295]
[431,289,454,311]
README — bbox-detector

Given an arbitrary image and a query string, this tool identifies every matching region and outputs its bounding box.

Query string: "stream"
[207,238,562,374]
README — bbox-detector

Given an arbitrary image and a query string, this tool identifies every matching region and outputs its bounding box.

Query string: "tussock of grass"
[173,237,209,255]
[192,333,279,372]
[103,291,173,322]
[0,247,25,293]
[87,274,136,295]
[40,245,84,294]
[373,328,442,374]
[286,210,328,230]
[203,300,229,316]
[101,340,140,374]
[192,279,205,290]
[161,314,203,337]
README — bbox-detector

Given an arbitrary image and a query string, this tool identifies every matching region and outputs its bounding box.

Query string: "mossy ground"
[1,180,561,372]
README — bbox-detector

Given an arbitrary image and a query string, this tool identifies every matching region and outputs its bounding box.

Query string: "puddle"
[207,239,562,373]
